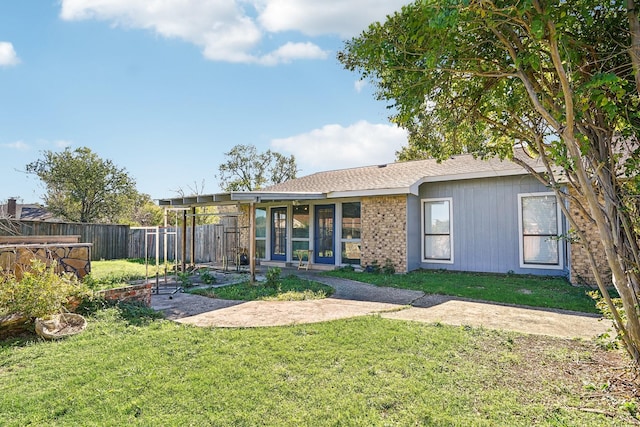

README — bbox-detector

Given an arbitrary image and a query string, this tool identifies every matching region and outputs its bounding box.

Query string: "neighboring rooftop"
[0,198,60,222]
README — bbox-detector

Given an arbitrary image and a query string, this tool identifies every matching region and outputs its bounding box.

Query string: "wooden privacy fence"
[0,220,128,261]
[128,223,249,264]
[0,219,249,263]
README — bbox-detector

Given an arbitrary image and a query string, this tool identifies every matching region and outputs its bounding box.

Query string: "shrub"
[265,267,281,289]
[198,269,216,285]
[382,258,396,275]
[365,260,381,274]
[177,271,193,288]
[0,259,90,320]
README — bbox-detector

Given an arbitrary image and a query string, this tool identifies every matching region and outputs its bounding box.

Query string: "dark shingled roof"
[263,151,542,194]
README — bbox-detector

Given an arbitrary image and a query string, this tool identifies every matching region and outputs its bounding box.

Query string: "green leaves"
[0,259,89,319]
[217,144,297,192]
[25,147,138,223]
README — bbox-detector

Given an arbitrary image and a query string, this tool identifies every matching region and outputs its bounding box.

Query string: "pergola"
[158,191,326,282]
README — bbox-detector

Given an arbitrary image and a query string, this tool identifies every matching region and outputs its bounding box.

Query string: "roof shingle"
[264,151,541,194]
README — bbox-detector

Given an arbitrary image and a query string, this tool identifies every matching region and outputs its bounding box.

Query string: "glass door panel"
[271,207,287,261]
[314,205,335,264]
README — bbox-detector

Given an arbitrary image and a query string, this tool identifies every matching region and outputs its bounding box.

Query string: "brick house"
[159,152,603,284]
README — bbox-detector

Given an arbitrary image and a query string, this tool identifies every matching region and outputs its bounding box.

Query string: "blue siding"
[416,175,568,277]
[406,195,422,271]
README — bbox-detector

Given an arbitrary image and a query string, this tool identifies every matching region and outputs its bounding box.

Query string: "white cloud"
[271,121,407,173]
[0,42,20,67]
[257,0,408,38]
[59,0,407,64]
[53,140,73,149]
[259,42,328,65]
[354,79,367,93]
[61,0,264,63]
[2,141,29,151]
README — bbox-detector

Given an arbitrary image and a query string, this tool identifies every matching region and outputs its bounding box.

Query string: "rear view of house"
[160,152,599,284]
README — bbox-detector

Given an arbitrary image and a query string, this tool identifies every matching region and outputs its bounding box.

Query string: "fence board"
[0,220,129,260]
[0,219,248,263]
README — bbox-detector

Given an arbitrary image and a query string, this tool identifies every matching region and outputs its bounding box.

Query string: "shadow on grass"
[77,298,164,327]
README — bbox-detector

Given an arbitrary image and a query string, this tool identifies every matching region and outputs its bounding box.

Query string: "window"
[341,202,361,239]
[293,205,309,238]
[341,202,361,265]
[422,198,453,263]
[518,193,563,269]
[292,205,310,260]
[271,207,287,260]
[255,207,266,259]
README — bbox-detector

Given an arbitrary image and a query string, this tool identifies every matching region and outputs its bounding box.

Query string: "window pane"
[523,236,558,264]
[522,196,557,235]
[342,202,361,239]
[255,208,267,238]
[293,205,309,238]
[424,236,451,260]
[272,209,286,257]
[341,242,361,265]
[255,240,266,259]
[293,241,310,261]
[424,201,450,234]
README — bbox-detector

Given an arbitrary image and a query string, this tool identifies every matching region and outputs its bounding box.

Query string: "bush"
[0,259,90,320]
[382,258,396,275]
[265,267,281,289]
[365,260,381,274]
[198,269,216,285]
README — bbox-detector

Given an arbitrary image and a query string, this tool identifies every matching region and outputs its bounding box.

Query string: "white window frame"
[255,207,267,260]
[517,192,564,270]
[421,197,454,264]
[340,201,362,266]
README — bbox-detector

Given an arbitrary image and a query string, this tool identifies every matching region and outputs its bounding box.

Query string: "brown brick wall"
[361,195,407,273]
[97,283,152,307]
[568,188,611,286]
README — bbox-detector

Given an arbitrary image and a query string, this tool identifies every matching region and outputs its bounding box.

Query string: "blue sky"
[0,0,410,203]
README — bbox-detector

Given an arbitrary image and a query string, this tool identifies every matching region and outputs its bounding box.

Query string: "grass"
[83,259,152,291]
[325,269,602,314]
[190,274,334,301]
[0,305,636,426]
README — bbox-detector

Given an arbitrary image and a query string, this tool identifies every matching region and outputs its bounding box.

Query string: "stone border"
[97,283,152,307]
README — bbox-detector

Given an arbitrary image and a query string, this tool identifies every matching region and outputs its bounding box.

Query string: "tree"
[217,144,297,192]
[121,192,164,227]
[339,0,640,365]
[25,147,138,223]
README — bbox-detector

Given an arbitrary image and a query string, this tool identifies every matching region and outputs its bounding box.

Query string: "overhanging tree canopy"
[339,0,640,365]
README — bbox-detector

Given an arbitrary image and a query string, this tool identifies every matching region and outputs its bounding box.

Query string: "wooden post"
[181,209,187,272]
[190,206,196,267]
[249,201,256,284]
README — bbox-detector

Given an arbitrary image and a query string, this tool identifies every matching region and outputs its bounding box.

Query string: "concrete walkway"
[151,273,613,340]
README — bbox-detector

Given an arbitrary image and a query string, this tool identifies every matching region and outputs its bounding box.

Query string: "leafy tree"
[25,147,137,223]
[339,0,640,365]
[121,193,164,226]
[217,144,297,191]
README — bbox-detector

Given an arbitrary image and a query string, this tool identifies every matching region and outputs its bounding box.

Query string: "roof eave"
[327,187,415,198]
[230,191,326,202]
[157,193,233,207]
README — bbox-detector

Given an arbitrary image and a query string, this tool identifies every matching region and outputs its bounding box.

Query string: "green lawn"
[0,305,635,426]
[84,259,151,290]
[325,269,602,314]
[190,274,334,301]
